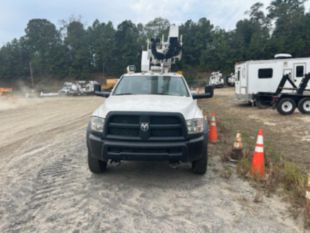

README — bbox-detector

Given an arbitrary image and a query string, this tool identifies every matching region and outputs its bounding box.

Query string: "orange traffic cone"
[251,129,265,178]
[209,113,218,143]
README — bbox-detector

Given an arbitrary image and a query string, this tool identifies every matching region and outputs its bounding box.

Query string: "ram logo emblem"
[140,122,149,132]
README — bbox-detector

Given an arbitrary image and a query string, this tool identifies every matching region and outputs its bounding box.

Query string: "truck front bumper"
[87,133,206,162]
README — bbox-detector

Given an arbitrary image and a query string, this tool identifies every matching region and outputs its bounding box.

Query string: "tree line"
[0,0,309,85]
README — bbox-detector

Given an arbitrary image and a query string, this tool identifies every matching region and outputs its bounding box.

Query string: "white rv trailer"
[235,55,310,105]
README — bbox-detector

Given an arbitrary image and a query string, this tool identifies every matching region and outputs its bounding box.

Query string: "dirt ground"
[0,94,308,233]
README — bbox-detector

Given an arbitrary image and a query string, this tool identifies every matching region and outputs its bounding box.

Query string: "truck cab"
[87,72,211,174]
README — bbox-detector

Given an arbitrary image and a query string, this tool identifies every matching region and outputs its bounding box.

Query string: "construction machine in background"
[208,72,224,88]
[58,81,99,96]
[0,87,12,96]
[226,73,235,87]
[101,79,118,91]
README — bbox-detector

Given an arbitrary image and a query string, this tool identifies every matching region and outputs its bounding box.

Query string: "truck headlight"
[186,118,204,134]
[90,117,105,132]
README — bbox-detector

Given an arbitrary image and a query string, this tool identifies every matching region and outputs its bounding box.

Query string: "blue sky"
[0,0,309,45]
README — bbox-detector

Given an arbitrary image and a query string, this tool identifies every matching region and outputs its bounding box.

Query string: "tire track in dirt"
[0,131,90,233]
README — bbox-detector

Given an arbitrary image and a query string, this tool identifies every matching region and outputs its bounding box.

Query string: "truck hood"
[92,95,202,120]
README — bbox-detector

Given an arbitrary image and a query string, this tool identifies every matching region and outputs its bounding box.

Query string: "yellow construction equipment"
[0,87,12,96]
[101,79,118,91]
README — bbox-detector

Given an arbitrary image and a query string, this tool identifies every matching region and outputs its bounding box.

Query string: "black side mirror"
[95,91,110,98]
[192,93,212,99]
[192,85,214,99]
[205,85,214,97]
[94,83,101,92]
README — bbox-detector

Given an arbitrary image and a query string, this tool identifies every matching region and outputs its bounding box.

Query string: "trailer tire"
[298,97,310,114]
[276,98,296,115]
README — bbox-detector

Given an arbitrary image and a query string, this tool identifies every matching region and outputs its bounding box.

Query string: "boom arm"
[141,25,182,73]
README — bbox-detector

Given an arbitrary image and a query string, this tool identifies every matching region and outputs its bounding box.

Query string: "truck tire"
[276,98,296,115]
[298,97,310,114]
[88,151,107,174]
[192,140,208,175]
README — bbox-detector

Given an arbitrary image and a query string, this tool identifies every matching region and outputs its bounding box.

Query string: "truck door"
[293,63,306,87]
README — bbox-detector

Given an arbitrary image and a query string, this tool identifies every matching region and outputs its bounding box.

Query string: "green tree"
[0,39,28,82]
[144,17,170,38]
[87,20,116,74]
[64,20,91,78]
[113,20,140,75]
[180,18,214,67]
[24,19,62,78]
[200,29,233,72]
[267,0,307,54]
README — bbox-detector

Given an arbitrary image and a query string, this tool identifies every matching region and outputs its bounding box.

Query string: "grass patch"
[237,156,251,178]
[221,165,233,179]
[282,162,306,203]
[234,140,308,227]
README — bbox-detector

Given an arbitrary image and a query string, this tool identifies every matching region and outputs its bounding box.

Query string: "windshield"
[113,75,190,97]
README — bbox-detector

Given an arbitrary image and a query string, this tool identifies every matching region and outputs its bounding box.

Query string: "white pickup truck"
[86,72,212,174]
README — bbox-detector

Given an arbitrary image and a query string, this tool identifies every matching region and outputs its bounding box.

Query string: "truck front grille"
[105,113,186,141]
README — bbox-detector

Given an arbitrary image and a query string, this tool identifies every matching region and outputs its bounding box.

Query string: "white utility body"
[235,55,310,103]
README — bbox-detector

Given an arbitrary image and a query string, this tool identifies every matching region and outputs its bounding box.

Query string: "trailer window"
[296,66,304,78]
[258,69,273,79]
[237,70,240,81]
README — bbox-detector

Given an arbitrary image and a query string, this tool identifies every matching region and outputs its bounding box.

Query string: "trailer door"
[235,67,241,94]
[239,65,247,95]
[235,63,248,96]
[293,63,306,87]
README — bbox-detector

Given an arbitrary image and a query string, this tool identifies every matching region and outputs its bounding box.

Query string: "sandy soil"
[0,96,307,233]
[0,96,44,111]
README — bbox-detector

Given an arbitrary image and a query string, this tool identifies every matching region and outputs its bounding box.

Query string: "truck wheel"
[192,141,208,175]
[276,98,296,115]
[298,97,310,114]
[88,151,107,174]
